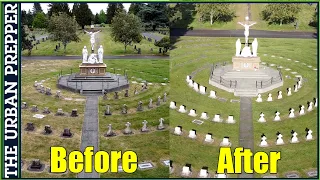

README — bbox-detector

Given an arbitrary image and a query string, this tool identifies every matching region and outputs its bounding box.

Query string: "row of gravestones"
[111,94,167,115]
[170,102,235,124]
[142,36,164,54]
[258,98,317,123]
[173,126,231,147]
[256,77,303,102]
[25,123,73,138]
[259,129,314,147]
[158,31,167,35]
[22,104,78,117]
[104,118,166,137]
[186,76,218,99]
[171,162,227,178]
[32,37,49,50]
[103,83,152,100]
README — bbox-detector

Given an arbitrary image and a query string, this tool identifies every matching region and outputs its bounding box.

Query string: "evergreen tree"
[32,12,48,29]
[128,3,145,15]
[21,25,33,55]
[32,3,43,14]
[137,3,170,31]
[72,3,93,29]
[48,3,72,18]
[106,3,124,24]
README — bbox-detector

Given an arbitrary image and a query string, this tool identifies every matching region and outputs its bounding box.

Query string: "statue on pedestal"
[98,45,104,63]
[87,54,99,64]
[82,46,88,63]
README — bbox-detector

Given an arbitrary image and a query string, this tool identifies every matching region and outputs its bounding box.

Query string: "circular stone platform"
[57,72,129,95]
[209,64,283,97]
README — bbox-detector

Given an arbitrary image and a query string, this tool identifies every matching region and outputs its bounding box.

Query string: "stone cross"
[156,96,161,106]
[124,122,132,134]
[141,120,148,132]
[237,16,256,46]
[157,118,165,130]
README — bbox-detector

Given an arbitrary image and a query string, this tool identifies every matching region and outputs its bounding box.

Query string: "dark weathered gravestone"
[105,105,112,116]
[31,105,38,112]
[124,89,129,97]
[43,107,50,114]
[25,122,35,131]
[137,101,143,111]
[103,92,108,100]
[55,45,58,50]
[45,87,52,95]
[70,109,78,117]
[61,128,73,138]
[121,104,127,114]
[21,102,28,109]
[27,159,45,172]
[114,92,119,99]
[159,48,162,53]
[55,108,65,116]
[42,125,52,135]
[156,96,161,106]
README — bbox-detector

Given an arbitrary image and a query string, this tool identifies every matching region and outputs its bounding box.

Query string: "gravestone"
[134,87,138,95]
[274,111,281,121]
[44,125,52,135]
[104,124,116,137]
[103,92,108,100]
[137,101,143,111]
[170,101,177,109]
[198,166,209,178]
[55,108,65,116]
[137,48,141,54]
[213,114,223,122]
[285,172,300,178]
[22,102,28,109]
[105,105,112,116]
[25,122,35,131]
[306,170,317,177]
[55,90,61,98]
[114,92,119,99]
[71,109,78,117]
[157,118,165,130]
[174,126,182,135]
[156,96,161,106]
[43,107,50,114]
[141,120,149,132]
[61,128,73,138]
[181,164,192,177]
[305,128,313,141]
[258,112,266,123]
[259,133,268,147]
[188,109,197,117]
[192,119,204,125]
[256,94,262,102]
[148,98,153,109]
[123,122,133,135]
[178,105,187,113]
[31,105,38,112]
[27,159,45,172]
[220,136,231,147]
[138,162,154,170]
[124,89,129,97]
[290,130,299,143]
[204,133,214,143]
[121,104,128,114]
[276,132,284,145]
[188,129,197,139]
[163,93,167,102]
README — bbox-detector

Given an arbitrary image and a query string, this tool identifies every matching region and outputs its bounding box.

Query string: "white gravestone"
[274,111,281,121]
[188,109,197,117]
[181,165,192,177]
[215,173,227,178]
[200,112,209,120]
[193,82,199,92]
[288,108,295,118]
[204,133,214,143]
[174,126,182,135]
[294,84,298,92]
[287,88,292,96]
[258,112,266,123]
[199,167,209,178]
[259,134,268,147]
[277,91,282,99]
[209,91,217,99]
[256,94,262,102]
[97,45,104,63]
[213,114,223,122]
[170,101,177,109]
[220,137,231,147]
[267,93,273,102]
[188,129,197,139]
[307,101,313,111]
[314,98,318,107]
[186,75,191,83]
[235,38,241,56]
[299,105,305,115]
[82,46,88,63]
[178,105,187,113]
[226,115,235,124]
[188,80,194,87]
[199,85,206,94]
[305,128,313,141]
[297,80,302,89]
[276,132,284,145]
[290,130,299,143]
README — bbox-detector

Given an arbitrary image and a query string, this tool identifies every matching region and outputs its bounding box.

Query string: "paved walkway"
[171,28,316,39]
[239,97,254,178]
[22,55,169,60]
[142,32,163,41]
[78,96,100,178]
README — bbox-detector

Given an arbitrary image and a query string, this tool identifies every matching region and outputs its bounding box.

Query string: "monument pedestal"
[79,63,107,76]
[232,56,261,71]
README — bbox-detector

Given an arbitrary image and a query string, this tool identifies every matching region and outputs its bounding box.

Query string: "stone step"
[234,89,258,97]
[81,90,103,95]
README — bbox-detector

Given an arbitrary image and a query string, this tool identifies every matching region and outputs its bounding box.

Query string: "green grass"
[22,26,168,56]
[21,59,169,178]
[172,3,317,32]
[169,36,317,178]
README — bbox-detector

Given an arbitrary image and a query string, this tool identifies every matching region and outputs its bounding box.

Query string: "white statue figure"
[87,54,99,64]
[240,46,252,57]
[82,46,88,63]
[252,38,258,56]
[236,39,241,56]
[90,37,95,50]
[238,16,256,45]
[98,45,104,63]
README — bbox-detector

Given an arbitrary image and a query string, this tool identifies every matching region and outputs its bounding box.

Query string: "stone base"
[232,56,261,71]
[79,63,107,76]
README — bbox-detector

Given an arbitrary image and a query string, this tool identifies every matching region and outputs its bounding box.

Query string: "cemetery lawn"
[22,26,167,56]
[170,36,317,178]
[173,3,316,32]
[21,59,169,178]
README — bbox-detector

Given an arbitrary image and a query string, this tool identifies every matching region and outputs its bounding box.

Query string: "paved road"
[239,97,254,178]
[22,55,169,60]
[78,96,100,178]
[171,28,317,39]
[142,32,163,41]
